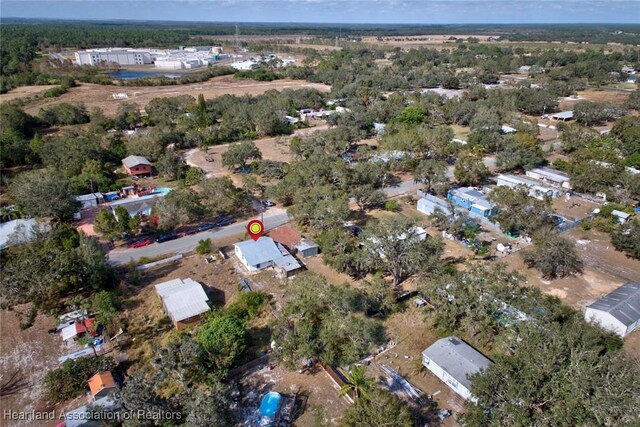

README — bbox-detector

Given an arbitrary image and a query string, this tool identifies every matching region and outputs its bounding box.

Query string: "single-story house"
[422,336,492,402]
[525,167,571,189]
[501,125,517,134]
[552,111,574,121]
[611,210,631,224]
[60,318,96,341]
[496,174,560,200]
[0,218,45,249]
[268,223,319,258]
[88,371,117,400]
[234,237,303,275]
[448,188,498,218]
[417,195,452,216]
[284,115,299,124]
[155,278,210,329]
[584,282,640,337]
[76,193,104,209]
[64,395,118,427]
[122,155,152,176]
[108,192,167,218]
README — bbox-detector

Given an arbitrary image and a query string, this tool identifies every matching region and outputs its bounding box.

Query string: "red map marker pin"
[247,219,264,241]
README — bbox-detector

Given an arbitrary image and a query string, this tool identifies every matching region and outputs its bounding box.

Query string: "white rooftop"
[0,218,43,249]
[552,111,574,119]
[235,237,285,267]
[423,336,492,391]
[122,155,152,168]
[155,278,210,322]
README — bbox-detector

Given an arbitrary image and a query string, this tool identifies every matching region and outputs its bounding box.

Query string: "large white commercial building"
[75,46,222,69]
[75,48,153,66]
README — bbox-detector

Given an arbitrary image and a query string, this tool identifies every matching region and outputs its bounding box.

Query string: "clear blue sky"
[2,0,639,24]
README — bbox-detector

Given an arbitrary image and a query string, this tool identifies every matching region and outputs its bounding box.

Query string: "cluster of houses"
[421,281,640,404]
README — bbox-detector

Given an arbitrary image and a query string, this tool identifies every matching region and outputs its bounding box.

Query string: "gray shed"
[294,239,319,258]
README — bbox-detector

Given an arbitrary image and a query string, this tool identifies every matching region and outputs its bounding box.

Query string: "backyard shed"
[155,278,210,329]
[584,282,640,337]
[88,371,117,400]
[294,239,319,258]
[422,336,492,402]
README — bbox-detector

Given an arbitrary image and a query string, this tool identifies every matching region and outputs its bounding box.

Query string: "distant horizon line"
[3,17,640,26]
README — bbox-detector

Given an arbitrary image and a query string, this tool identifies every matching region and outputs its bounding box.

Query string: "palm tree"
[339,365,374,400]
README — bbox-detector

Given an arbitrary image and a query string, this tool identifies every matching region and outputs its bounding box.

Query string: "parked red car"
[131,237,153,248]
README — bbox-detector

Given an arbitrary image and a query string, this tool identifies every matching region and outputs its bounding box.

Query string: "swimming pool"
[152,187,172,195]
[259,392,282,419]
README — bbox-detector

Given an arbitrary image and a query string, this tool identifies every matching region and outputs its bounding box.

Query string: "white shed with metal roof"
[155,278,210,329]
[585,282,640,337]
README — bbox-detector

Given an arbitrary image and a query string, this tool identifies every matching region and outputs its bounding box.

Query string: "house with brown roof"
[268,223,319,258]
[88,371,117,400]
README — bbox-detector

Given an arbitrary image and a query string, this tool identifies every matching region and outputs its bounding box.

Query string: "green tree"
[92,290,119,335]
[351,185,385,213]
[199,176,249,217]
[454,150,490,186]
[197,313,247,376]
[496,133,546,172]
[222,141,262,170]
[488,186,554,235]
[522,231,584,279]
[610,218,640,260]
[9,169,80,221]
[340,387,414,427]
[154,189,203,230]
[93,209,118,238]
[195,238,214,255]
[413,158,449,194]
[362,216,444,285]
[392,105,427,126]
[339,365,374,400]
[184,166,205,186]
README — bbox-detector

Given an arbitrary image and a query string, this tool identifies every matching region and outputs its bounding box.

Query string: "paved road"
[108,155,497,265]
[107,209,290,266]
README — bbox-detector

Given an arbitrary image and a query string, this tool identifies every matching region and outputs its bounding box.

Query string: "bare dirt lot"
[2,76,331,117]
[185,122,330,185]
[558,89,630,110]
[0,308,66,427]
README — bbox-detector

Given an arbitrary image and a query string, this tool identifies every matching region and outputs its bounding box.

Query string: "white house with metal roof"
[496,174,561,199]
[525,167,571,189]
[422,336,492,402]
[234,237,303,275]
[584,282,640,337]
[155,278,210,329]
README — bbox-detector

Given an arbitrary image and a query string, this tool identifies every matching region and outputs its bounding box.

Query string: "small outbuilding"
[584,282,640,337]
[422,336,492,402]
[294,239,320,258]
[155,278,210,329]
[122,155,152,176]
[611,209,631,224]
[88,371,117,400]
[76,193,104,209]
[552,111,574,121]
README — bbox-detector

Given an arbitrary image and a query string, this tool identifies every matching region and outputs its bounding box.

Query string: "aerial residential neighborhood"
[1,3,640,427]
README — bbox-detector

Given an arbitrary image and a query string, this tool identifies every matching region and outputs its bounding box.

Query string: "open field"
[558,89,630,110]
[184,122,330,186]
[1,76,331,117]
